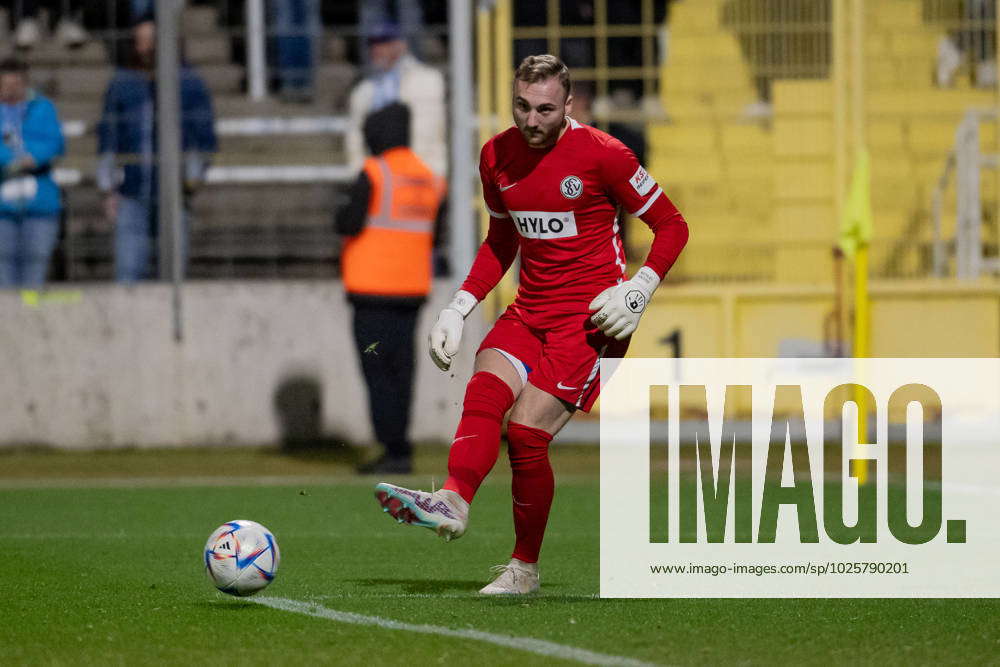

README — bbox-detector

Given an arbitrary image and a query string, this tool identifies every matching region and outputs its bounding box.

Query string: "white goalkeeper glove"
[429,289,478,371]
[588,266,661,341]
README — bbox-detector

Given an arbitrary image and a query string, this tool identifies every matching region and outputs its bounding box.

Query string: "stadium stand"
[649,0,998,283]
[0,2,439,280]
[2,0,993,285]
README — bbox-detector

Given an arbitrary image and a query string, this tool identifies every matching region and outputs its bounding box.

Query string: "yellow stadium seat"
[650,154,724,184]
[870,208,914,239]
[908,119,961,154]
[662,65,753,93]
[773,118,834,157]
[773,204,835,240]
[868,120,906,149]
[914,158,950,187]
[866,59,899,88]
[891,58,936,89]
[773,81,833,115]
[867,89,995,115]
[720,125,771,155]
[668,0,723,32]
[979,122,997,146]
[888,32,938,58]
[774,160,835,200]
[667,35,743,63]
[648,122,717,154]
[865,32,891,57]
[662,88,757,120]
[871,1,923,28]
[724,178,775,208]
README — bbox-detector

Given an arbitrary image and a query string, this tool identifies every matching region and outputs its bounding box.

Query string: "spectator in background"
[96,18,217,282]
[0,57,64,287]
[80,0,141,67]
[270,0,321,103]
[358,0,424,64]
[347,22,446,177]
[4,0,88,49]
[337,103,446,475]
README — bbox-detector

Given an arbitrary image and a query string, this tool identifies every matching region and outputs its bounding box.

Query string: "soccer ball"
[203,520,280,596]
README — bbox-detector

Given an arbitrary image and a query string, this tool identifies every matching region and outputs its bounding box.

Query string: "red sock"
[442,372,516,503]
[506,422,554,564]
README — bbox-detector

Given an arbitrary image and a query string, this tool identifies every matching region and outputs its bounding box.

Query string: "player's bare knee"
[474,349,524,396]
[509,386,574,434]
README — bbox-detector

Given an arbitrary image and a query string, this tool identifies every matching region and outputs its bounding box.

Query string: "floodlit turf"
[2,447,998,665]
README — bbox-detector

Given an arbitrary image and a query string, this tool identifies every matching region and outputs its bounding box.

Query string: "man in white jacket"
[347,23,446,177]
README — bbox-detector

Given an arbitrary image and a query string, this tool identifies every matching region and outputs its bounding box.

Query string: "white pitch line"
[250,596,659,667]
[306,593,607,603]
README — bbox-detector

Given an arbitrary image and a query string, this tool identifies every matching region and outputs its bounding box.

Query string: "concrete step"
[185,35,231,65]
[211,96,311,116]
[189,227,338,256]
[52,67,113,99]
[191,183,340,218]
[0,40,108,67]
[314,63,359,111]
[48,63,358,117]
[43,64,245,101]
[212,141,344,166]
[182,5,220,36]
[199,63,244,95]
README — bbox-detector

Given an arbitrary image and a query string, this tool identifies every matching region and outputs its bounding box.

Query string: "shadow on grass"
[349,577,490,594]
[192,598,268,611]
[274,374,364,466]
[348,577,585,601]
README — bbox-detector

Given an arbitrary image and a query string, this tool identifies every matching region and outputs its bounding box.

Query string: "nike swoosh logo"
[556,382,578,391]
[499,182,518,192]
[451,434,477,444]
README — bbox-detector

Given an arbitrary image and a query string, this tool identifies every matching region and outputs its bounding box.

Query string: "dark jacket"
[96,66,217,201]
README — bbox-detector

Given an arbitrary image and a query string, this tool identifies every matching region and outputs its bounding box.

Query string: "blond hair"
[514,54,571,99]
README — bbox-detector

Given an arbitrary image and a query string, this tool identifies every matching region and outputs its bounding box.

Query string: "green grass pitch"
[1,446,998,665]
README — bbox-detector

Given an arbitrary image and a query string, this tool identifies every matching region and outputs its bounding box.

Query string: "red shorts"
[477,303,630,412]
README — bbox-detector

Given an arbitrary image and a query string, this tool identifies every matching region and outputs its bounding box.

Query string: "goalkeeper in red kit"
[374,54,688,594]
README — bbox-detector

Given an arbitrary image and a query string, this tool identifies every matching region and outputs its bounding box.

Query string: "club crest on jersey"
[509,210,579,239]
[560,175,583,199]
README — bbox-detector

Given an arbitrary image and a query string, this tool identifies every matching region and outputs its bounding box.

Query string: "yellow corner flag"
[838,149,873,259]
[840,148,874,484]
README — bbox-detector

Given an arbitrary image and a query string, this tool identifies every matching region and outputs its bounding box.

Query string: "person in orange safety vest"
[336,102,446,475]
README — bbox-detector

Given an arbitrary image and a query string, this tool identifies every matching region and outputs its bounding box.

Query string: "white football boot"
[374,482,469,541]
[479,558,540,595]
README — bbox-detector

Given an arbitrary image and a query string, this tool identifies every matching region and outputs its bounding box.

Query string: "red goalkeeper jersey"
[462,117,686,313]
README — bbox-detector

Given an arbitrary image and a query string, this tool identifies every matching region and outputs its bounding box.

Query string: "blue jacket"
[0,91,65,218]
[97,67,217,201]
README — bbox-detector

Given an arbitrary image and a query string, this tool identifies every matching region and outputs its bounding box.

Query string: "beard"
[519,123,559,147]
